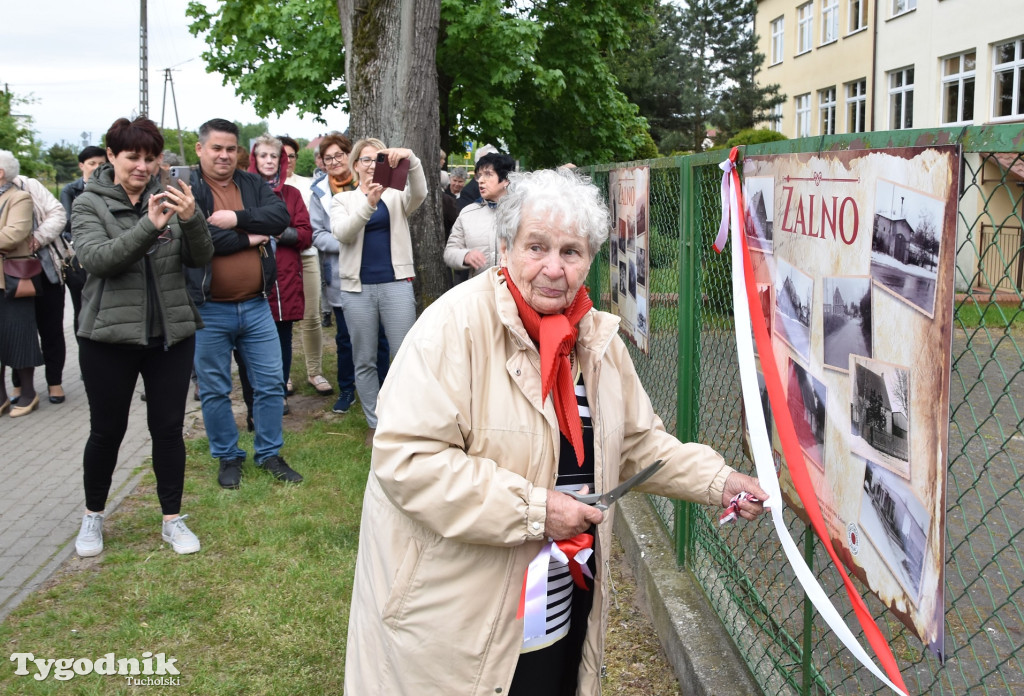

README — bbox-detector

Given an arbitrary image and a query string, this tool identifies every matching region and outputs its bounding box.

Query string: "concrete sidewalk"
[0,305,173,621]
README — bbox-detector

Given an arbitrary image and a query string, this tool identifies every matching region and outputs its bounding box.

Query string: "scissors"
[568,459,666,511]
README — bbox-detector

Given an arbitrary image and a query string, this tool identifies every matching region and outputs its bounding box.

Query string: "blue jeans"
[195,298,284,462]
[333,306,390,392]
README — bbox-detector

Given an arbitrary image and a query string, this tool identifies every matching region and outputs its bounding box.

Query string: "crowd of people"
[0,116,767,695]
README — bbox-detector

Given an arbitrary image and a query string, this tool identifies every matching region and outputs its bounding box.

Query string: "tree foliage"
[610,0,784,154]
[724,128,787,147]
[187,0,652,167]
[1,89,50,179]
[45,142,79,183]
[295,148,316,176]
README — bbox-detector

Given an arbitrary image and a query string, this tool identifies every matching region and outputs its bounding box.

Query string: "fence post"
[801,523,815,696]
[676,155,699,567]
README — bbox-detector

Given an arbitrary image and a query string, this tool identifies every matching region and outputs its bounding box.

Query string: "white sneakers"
[75,512,201,556]
[75,512,104,557]
[161,515,201,555]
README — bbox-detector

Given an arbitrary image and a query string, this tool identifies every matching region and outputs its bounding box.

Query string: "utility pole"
[160,68,186,161]
[139,0,149,117]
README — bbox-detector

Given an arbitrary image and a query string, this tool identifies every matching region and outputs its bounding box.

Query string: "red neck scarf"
[503,268,593,466]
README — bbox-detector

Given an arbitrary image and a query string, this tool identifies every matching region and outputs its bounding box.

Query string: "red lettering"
[821,196,837,240]
[780,186,795,232]
[793,196,806,236]
[839,197,858,244]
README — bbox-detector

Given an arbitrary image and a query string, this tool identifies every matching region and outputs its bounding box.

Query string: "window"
[993,38,1024,120]
[821,0,839,44]
[849,0,867,32]
[888,67,915,129]
[769,103,784,132]
[941,51,976,124]
[770,17,785,65]
[796,94,812,137]
[846,79,867,132]
[819,87,837,134]
[797,3,813,54]
[892,0,916,16]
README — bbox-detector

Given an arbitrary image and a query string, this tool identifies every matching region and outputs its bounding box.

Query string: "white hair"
[495,168,610,258]
[0,150,20,180]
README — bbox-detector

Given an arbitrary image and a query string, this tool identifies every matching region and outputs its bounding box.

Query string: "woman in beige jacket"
[345,168,767,695]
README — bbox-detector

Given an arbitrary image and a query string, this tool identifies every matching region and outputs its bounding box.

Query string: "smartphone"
[371,153,410,190]
[168,166,191,185]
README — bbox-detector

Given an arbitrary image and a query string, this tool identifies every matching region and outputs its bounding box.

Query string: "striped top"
[521,374,595,652]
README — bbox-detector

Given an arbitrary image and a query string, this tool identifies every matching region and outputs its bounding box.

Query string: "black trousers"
[79,336,194,516]
[508,581,595,696]
[10,277,65,389]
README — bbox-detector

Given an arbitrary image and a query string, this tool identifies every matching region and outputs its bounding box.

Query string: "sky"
[2,0,350,150]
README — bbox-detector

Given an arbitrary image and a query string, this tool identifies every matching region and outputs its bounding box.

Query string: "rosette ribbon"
[517,533,594,642]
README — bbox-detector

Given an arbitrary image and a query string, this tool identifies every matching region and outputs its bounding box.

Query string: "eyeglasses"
[323,154,347,165]
[147,228,173,255]
[357,157,375,165]
[285,153,297,161]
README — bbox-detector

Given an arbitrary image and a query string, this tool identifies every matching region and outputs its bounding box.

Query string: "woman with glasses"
[69,116,213,558]
[309,133,391,416]
[329,139,426,446]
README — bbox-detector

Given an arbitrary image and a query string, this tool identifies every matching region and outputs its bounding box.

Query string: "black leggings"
[10,277,65,389]
[79,336,194,516]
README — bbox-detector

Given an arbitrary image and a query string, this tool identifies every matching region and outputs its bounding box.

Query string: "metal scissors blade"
[570,459,665,511]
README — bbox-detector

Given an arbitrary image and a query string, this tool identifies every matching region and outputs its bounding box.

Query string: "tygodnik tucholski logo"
[10,651,181,684]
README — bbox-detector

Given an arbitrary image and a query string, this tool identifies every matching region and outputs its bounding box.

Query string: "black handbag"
[2,255,43,299]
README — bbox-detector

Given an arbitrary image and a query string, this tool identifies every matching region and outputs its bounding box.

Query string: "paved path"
[0,304,178,621]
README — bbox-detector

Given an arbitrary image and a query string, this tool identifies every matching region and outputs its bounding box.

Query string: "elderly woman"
[0,150,43,417]
[70,117,214,557]
[328,138,426,443]
[444,152,516,280]
[344,168,767,695]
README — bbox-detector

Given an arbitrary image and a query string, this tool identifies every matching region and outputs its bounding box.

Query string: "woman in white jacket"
[329,138,426,444]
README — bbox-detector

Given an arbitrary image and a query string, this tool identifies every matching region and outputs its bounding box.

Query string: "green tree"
[186,0,653,167]
[161,128,200,165]
[236,120,271,149]
[295,148,316,176]
[724,128,787,148]
[45,142,79,183]
[0,89,50,179]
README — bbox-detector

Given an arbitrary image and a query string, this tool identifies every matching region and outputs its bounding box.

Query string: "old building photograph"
[822,276,872,371]
[774,258,814,360]
[786,357,828,469]
[744,176,775,253]
[850,355,911,477]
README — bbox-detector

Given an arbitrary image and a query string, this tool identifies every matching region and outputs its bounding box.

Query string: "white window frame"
[819,87,837,135]
[846,79,867,133]
[797,3,813,55]
[770,17,785,65]
[888,67,915,130]
[796,94,812,137]
[892,0,916,17]
[848,0,867,33]
[769,103,783,132]
[992,38,1024,121]
[940,51,976,125]
[821,0,839,45]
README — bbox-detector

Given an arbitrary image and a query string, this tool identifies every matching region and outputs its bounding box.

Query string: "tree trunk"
[336,0,450,310]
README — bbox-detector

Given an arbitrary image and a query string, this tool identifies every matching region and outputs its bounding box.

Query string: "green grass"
[0,342,372,694]
[954,301,1024,330]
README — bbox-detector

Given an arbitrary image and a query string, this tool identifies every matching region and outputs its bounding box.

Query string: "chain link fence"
[586,124,1023,695]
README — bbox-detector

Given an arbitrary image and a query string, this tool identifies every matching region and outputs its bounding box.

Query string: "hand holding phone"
[372,151,410,190]
[169,166,191,184]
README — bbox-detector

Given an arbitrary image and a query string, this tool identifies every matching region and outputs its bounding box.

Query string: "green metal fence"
[585,124,1024,696]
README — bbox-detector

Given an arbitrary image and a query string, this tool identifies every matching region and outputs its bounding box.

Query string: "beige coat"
[443,202,499,277]
[0,188,35,292]
[328,154,427,292]
[345,268,732,695]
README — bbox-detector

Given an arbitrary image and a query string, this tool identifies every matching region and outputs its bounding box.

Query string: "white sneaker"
[161,515,200,555]
[76,512,104,557]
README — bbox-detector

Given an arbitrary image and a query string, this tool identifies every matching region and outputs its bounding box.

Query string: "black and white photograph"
[870,179,945,317]
[627,215,636,252]
[822,276,872,372]
[754,282,774,355]
[628,258,637,299]
[774,259,813,361]
[786,357,827,469]
[743,176,774,253]
[636,246,647,287]
[636,199,648,238]
[850,356,911,478]
[610,231,618,266]
[859,457,929,603]
[618,261,627,297]
[617,217,626,254]
[636,295,648,336]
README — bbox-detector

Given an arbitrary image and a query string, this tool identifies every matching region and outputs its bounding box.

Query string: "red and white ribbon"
[517,534,594,642]
[718,147,910,695]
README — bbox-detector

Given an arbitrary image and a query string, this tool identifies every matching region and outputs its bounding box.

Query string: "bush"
[725,128,787,148]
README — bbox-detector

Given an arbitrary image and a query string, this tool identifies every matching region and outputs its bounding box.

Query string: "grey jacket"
[71,163,214,347]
